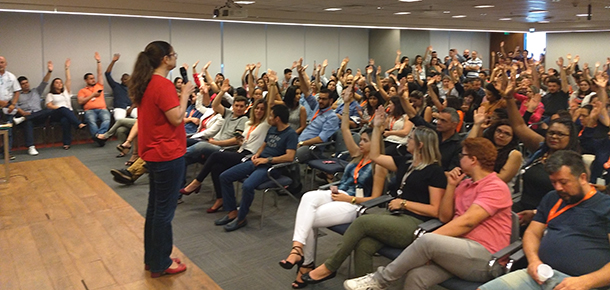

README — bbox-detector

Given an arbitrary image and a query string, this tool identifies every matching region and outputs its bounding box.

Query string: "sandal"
[125,160,135,166]
[279,246,304,270]
[116,144,131,155]
[293,262,315,289]
[63,145,70,150]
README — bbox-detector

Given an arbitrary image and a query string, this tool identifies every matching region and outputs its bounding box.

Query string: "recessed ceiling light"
[576,13,589,17]
[474,5,494,8]
[538,20,550,23]
[530,10,548,13]
[394,11,411,15]
[606,5,610,8]
[452,15,467,18]
[399,0,422,2]
[443,11,451,14]
[499,17,512,21]
[234,1,255,4]
[324,7,342,11]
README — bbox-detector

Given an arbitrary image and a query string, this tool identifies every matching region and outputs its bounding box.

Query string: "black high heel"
[279,246,304,270]
[292,262,315,289]
[301,270,337,284]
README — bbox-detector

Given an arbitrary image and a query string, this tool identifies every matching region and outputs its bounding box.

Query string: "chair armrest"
[309,141,335,159]
[489,241,523,273]
[414,219,444,238]
[267,160,301,201]
[356,194,394,216]
[219,145,240,152]
[241,154,253,162]
[268,160,300,171]
[318,181,342,190]
[505,249,524,273]
[335,150,351,160]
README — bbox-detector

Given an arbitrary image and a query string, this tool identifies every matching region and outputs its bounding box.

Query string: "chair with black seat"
[235,159,300,229]
[307,145,351,188]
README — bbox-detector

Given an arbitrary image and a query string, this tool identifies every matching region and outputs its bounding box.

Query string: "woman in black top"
[301,106,447,284]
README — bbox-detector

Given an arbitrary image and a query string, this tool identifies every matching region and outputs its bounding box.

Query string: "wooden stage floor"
[0,156,222,290]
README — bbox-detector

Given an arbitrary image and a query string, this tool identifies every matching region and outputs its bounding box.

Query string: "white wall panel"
[369,29,400,75]
[223,22,266,85]
[339,28,369,71]
[547,32,610,73]
[305,27,340,77]
[0,12,43,84]
[266,25,305,75]
[42,14,111,93]
[110,17,170,81]
[171,20,222,79]
[400,30,431,61]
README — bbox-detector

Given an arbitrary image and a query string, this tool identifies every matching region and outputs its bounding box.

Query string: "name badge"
[356,188,364,198]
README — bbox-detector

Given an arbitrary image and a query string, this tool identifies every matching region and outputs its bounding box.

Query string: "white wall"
[430,31,490,68]
[0,11,369,96]
[369,29,401,74]
[546,32,610,71]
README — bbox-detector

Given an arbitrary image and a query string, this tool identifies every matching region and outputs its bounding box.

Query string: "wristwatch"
[267,157,273,164]
[400,199,407,209]
[298,141,304,147]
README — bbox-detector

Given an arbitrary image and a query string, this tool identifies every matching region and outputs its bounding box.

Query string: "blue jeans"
[478,268,610,290]
[144,156,185,273]
[184,141,220,165]
[219,161,274,221]
[84,108,110,136]
[49,107,83,145]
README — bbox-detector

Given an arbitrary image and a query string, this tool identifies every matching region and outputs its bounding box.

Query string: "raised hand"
[94,52,101,62]
[366,66,373,75]
[203,61,211,70]
[556,57,564,68]
[292,61,298,69]
[112,53,120,62]
[356,68,362,77]
[594,72,609,88]
[376,65,382,75]
[47,61,53,72]
[473,106,486,125]
[193,60,199,68]
[65,58,71,68]
[373,105,386,127]
[256,62,261,68]
[267,69,278,84]
[500,41,504,47]
[574,55,580,63]
[566,54,572,60]
[322,59,328,67]
[182,63,188,69]
[596,61,601,68]
[397,49,401,56]
[220,79,230,92]
[583,63,589,70]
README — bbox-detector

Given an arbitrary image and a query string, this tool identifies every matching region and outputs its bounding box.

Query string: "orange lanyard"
[368,113,375,123]
[246,104,253,112]
[311,107,331,122]
[353,158,372,184]
[546,186,596,224]
[187,108,196,118]
[390,117,399,130]
[245,124,258,141]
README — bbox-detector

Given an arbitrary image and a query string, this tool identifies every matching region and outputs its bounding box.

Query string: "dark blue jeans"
[219,161,274,221]
[21,109,52,147]
[49,107,83,145]
[144,156,185,273]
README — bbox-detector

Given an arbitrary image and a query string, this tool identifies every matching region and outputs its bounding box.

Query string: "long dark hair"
[366,91,385,116]
[483,119,519,173]
[389,96,406,118]
[283,86,299,109]
[129,41,173,105]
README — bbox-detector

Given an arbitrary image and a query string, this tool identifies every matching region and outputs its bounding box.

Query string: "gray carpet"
[6,141,445,290]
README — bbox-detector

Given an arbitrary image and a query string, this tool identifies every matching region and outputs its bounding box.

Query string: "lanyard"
[546,186,596,224]
[246,124,258,141]
[390,116,400,130]
[368,113,375,123]
[187,108,196,118]
[353,158,372,184]
[198,114,214,132]
[311,107,331,122]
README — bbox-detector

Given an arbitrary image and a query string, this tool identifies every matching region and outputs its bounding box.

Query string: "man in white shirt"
[0,56,22,159]
[463,51,483,79]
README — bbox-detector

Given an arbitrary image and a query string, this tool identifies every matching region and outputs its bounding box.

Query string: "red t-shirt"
[453,172,513,253]
[138,75,186,162]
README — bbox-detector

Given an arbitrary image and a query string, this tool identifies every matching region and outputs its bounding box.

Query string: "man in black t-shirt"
[215,104,298,232]
[479,151,610,290]
[541,58,570,118]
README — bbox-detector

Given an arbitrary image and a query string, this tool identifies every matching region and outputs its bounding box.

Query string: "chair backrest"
[510,211,520,243]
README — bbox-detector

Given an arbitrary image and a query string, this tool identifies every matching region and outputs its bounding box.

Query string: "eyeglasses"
[168,52,178,58]
[495,129,513,137]
[547,131,569,138]
[458,152,473,159]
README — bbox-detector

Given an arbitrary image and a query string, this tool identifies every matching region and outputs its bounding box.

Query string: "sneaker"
[9,155,15,160]
[343,273,385,290]
[12,116,25,125]
[28,146,39,156]
[110,168,134,184]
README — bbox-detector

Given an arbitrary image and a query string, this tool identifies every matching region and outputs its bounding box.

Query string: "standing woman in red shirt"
[129,41,194,278]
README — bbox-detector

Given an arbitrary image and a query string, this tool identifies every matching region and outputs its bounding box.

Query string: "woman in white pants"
[279,85,388,289]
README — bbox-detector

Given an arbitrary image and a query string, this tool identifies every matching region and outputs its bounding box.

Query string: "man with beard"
[478,150,610,290]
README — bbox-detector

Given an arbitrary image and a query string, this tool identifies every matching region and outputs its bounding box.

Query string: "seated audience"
[301,108,446,283]
[78,52,111,146]
[343,137,512,290]
[478,150,610,290]
[214,104,297,232]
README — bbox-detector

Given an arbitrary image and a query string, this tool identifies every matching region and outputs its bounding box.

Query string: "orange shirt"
[77,83,107,110]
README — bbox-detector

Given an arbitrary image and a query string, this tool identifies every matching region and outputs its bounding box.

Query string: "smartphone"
[330,185,338,194]
[180,67,189,84]
[97,89,103,93]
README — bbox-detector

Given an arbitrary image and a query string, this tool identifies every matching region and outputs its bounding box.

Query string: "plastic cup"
[537,264,553,283]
